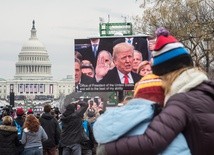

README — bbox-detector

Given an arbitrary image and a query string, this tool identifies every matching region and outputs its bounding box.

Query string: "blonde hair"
[137,61,151,74]
[161,67,206,95]
[2,116,13,125]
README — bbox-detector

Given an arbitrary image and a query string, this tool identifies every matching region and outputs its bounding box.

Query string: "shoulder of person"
[0,125,17,132]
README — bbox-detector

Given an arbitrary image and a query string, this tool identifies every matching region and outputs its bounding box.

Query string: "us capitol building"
[0,21,74,107]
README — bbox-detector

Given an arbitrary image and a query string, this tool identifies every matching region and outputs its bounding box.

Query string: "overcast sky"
[0,0,142,80]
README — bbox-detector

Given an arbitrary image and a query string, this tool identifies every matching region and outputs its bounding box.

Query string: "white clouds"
[0,0,142,80]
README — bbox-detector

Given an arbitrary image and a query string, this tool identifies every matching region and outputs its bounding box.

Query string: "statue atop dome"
[32,20,35,29]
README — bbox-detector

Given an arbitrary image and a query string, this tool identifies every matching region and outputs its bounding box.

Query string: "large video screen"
[74,36,149,92]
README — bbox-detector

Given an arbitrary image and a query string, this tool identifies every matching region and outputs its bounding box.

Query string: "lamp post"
[10,84,15,107]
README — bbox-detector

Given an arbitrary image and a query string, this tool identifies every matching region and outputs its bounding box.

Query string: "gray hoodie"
[21,126,48,149]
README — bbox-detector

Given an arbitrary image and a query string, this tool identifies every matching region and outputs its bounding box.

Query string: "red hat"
[27,108,34,114]
[16,107,25,116]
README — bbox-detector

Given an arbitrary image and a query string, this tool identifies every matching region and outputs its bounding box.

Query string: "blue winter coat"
[93,98,190,155]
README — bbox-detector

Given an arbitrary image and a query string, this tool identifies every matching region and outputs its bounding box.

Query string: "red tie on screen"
[124,74,129,84]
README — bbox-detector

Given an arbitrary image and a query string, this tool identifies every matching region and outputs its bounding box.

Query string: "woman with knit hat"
[94,73,190,155]
[96,28,214,155]
[13,107,25,140]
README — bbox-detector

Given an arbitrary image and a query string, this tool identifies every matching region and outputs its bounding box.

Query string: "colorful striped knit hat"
[134,73,164,106]
[152,27,193,76]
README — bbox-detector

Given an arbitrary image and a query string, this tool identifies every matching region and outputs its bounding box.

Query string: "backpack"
[82,120,90,137]
[14,120,23,140]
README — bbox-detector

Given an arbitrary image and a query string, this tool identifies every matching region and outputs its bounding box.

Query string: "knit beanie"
[134,73,164,106]
[27,108,34,114]
[152,27,193,76]
[16,107,25,116]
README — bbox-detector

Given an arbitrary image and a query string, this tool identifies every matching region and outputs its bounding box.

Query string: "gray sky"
[0,0,142,80]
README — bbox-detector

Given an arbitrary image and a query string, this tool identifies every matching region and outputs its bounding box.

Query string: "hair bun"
[155,27,169,37]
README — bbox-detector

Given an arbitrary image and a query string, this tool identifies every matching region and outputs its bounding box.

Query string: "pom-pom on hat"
[16,107,25,116]
[134,73,164,106]
[152,27,193,76]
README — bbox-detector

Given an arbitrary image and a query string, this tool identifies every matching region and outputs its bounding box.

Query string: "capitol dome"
[14,20,52,80]
[22,39,46,51]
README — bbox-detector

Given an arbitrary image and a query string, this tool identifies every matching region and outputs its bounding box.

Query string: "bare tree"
[134,0,214,78]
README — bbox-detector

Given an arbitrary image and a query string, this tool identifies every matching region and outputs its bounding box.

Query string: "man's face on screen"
[114,50,133,75]
[75,62,81,85]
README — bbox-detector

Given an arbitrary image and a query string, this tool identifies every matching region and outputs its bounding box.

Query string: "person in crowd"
[96,27,214,155]
[137,60,152,77]
[81,117,96,155]
[13,107,25,141]
[36,113,41,119]
[96,42,141,85]
[147,35,156,60]
[52,107,61,121]
[94,73,190,155]
[39,104,61,155]
[81,63,95,78]
[84,100,100,127]
[60,101,88,155]
[132,50,143,73]
[75,58,96,91]
[75,51,83,62]
[78,38,112,68]
[113,37,149,61]
[27,108,34,115]
[21,114,48,155]
[82,60,93,66]
[96,98,104,112]
[0,116,23,155]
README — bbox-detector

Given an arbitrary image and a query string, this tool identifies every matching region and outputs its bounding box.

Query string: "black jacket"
[60,101,88,146]
[0,125,21,155]
[39,113,61,148]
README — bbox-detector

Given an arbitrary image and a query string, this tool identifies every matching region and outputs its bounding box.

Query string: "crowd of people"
[0,97,103,155]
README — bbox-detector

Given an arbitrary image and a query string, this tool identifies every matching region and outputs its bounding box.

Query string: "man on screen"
[113,37,149,61]
[75,58,95,91]
[95,42,141,86]
[78,38,112,68]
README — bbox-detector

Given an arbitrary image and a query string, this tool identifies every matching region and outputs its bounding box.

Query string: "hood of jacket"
[61,112,77,123]
[0,125,17,136]
[93,98,156,143]
[41,112,54,120]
